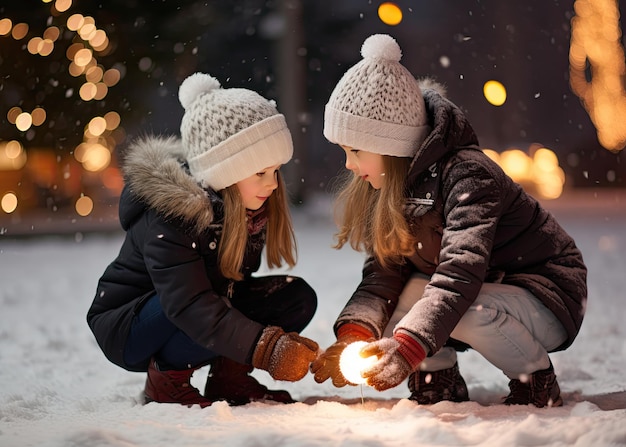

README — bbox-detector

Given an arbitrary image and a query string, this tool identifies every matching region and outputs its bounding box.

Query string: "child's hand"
[311,323,375,387]
[310,339,352,387]
[252,326,319,382]
[360,333,426,391]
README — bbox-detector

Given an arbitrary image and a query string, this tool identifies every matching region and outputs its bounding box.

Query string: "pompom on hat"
[324,34,430,157]
[179,73,293,191]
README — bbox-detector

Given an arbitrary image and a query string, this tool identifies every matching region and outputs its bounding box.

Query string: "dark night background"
[1,0,625,230]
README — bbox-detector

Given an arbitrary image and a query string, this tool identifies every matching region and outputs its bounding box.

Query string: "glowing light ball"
[339,341,378,385]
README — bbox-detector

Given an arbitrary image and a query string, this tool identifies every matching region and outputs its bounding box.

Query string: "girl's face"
[340,145,385,189]
[236,164,281,210]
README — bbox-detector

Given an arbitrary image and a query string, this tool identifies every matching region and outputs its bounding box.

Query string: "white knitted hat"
[324,34,430,157]
[179,73,293,191]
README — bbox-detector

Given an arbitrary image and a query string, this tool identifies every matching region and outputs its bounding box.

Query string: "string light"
[570,0,626,152]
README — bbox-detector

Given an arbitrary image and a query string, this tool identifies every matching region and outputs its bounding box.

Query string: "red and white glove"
[310,323,374,387]
[360,332,426,391]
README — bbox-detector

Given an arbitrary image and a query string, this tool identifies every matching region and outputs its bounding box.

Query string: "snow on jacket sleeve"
[394,156,505,354]
[142,212,264,365]
[334,254,413,339]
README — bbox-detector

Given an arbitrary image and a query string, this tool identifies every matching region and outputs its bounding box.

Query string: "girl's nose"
[267,174,278,190]
[345,156,356,171]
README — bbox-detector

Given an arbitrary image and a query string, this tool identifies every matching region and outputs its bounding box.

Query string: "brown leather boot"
[144,358,213,408]
[204,356,295,405]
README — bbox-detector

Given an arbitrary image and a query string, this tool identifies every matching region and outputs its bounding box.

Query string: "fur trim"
[122,135,215,231]
[418,77,447,98]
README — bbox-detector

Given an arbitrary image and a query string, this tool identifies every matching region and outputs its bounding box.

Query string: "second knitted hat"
[179,73,293,191]
[324,34,430,157]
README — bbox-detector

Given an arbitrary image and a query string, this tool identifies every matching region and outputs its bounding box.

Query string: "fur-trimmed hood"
[119,135,216,232]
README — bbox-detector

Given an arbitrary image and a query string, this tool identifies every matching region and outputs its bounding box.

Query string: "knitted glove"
[252,326,319,381]
[360,332,426,391]
[310,323,375,387]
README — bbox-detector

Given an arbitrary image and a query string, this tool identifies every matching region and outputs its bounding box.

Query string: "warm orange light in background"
[500,149,532,180]
[80,144,111,172]
[483,80,507,106]
[378,3,403,26]
[101,166,124,191]
[31,108,46,126]
[0,0,125,219]
[8,108,46,132]
[570,0,626,152]
[43,26,60,41]
[7,107,21,124]
[15,112,33,131]
[11,23,28,40]
[0,141,28,170]
[88,116,107,136]
[0,18,12,35]
[79,82,97,101]
[483,145,565,199]
[102,68,121,87]
[75,195,94,216]
[55,0,73,14]
[104,111,121,130]
[1,192,18,214]
[66,13,84,31]
[74,47,93,67]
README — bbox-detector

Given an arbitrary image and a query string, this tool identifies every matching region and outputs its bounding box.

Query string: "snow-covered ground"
[1,189,625,447]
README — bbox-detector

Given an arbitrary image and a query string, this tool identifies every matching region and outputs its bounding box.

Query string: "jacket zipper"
[227,281,234,299]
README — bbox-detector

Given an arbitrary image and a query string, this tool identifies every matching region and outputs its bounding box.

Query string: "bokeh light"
[80,143,111,172]
[11,23,28,40]
[15,112,33,131]
[75,195,94,216]
[1,192,18,214]
[570,0,626,152]
[0,140,28,170]
[31,108,46,126]
[0,18,12,35]
[377,3,402,26]
[55,0,73,14]
[483,80,507,106]
[483,145,565,199]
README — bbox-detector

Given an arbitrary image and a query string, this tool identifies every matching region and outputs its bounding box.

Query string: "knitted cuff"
[252,326,283,370]
[394,332,426,370]
[337,323,375,342]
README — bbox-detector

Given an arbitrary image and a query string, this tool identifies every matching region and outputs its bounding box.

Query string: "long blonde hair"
[333,155,415,268]
[219,171,296,280]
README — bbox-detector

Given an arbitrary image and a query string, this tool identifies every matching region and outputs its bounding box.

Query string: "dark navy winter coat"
[87,137,266,372]
[334,85,588,355]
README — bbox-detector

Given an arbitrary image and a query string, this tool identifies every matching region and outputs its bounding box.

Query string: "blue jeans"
[123,275,317,370]
[385,274,567,378]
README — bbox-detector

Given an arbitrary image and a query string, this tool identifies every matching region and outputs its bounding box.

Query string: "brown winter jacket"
[334,85,588,355]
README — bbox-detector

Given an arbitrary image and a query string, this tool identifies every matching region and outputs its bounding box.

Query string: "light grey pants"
[383,274,567,379]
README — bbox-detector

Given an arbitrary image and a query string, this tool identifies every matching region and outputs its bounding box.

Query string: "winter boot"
[204,356,295,406]
[408,362,469,404]
[503,363,563,408]
[144,358,213,408]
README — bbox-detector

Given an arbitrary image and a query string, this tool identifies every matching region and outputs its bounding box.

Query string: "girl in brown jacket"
[311,34,587,408]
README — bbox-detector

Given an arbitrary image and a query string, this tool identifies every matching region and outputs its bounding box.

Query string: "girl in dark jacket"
[311,35,587,408]
[87,73,318,408]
